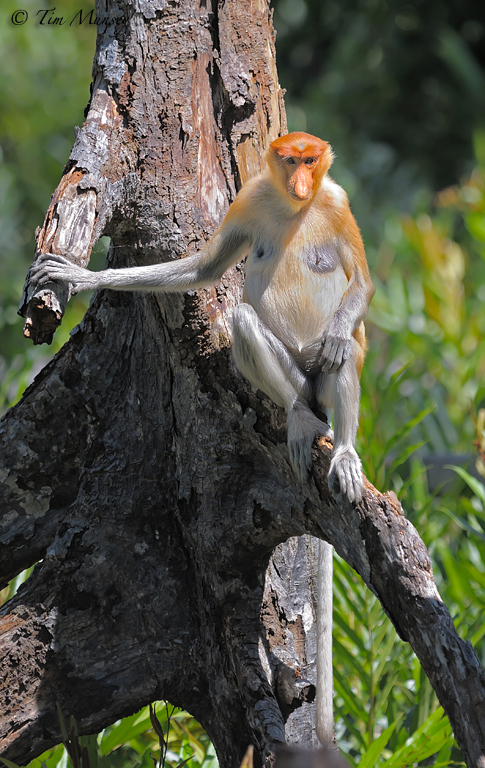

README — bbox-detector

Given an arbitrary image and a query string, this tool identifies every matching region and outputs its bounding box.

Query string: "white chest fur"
[243,238,348,366]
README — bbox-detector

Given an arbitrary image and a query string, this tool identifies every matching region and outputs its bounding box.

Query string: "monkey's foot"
[328,446,364,504]
[287,401,334,482]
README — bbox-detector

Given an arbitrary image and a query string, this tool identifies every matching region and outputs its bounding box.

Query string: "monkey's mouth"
[288,190,311,201]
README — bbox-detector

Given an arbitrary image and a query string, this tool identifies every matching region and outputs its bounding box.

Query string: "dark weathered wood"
[2,0,485,766]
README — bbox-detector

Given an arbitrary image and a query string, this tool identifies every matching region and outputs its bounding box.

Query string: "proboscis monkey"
[32,132,374,745]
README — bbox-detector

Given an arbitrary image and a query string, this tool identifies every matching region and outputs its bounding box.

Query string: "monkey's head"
[267,132,334,205]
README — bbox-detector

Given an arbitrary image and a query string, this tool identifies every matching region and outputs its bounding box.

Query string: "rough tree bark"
[1,1,485,766]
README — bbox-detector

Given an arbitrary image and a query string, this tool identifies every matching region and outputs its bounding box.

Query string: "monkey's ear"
[312,144,334,186]
[318,144,335,171]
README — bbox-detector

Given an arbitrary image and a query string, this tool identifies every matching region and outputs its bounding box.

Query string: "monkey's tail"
[316,539,334,746]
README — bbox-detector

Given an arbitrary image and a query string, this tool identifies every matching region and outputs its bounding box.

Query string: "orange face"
[269,132,333,202]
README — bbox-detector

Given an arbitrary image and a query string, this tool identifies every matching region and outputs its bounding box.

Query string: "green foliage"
[272,0,485,242]
[332,550,456,765]
[378,191,485,548]
[332,548,466,765]
[0,704,218,768]
[0,0,97,413]
[361,143,485,480]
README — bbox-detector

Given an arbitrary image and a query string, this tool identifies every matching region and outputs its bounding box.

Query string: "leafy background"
[2,0,485,765]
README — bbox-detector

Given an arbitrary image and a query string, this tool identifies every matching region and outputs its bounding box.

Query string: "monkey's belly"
[244,264,349,369]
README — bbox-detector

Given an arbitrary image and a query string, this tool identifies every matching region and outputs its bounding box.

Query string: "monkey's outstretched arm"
[31,227,250,295]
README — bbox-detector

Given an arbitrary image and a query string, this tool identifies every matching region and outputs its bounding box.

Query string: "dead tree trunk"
[1,1,485,766]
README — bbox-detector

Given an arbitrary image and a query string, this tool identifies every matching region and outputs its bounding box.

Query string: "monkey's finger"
[319,343,336,372]
[320,349,341,374]
[342,464,363,504]
[320,338,341,366]
[31,259,65,277]
[32,272,53,286]
[37,252,73,266]
[339,464,350,499]
[321,361,338,375]
[30,266,70,285]
[350,469,364,504]
[333,339,350,368]
[321,339,351,373]
[29,266,59,284]
[31,254,74,279]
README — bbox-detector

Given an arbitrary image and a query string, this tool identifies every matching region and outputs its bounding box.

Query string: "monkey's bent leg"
[327,339,364,503]
[314,371,334,427]
[232,303,333,480]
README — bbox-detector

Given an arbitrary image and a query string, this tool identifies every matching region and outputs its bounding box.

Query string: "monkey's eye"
[284,157,297,165]
[304,157,316,165]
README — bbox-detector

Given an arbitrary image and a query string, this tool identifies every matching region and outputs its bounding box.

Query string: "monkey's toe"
[288,439,312,482]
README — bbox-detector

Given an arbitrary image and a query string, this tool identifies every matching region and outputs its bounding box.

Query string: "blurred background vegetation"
[2,0,485,765]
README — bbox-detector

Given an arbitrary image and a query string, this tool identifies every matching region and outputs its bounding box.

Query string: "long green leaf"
[373,617,393,652]
[333,636,369,685]
[386,439,429,477]
[333,571,368,621]
[99,709,154,754]
[358,716,403,768]
[447,465,485,504]
[373,631,399,686]
[333,670,368,747]
[435,540,472,600]
[373,672,404,715]
[382,708,452,767]
[440,505,485,541]
[376,404,435,473]
[333,610,368,652]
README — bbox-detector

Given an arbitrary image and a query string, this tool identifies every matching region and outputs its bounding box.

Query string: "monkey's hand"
[319,321,352,374]
[287,400,334,482]
[328,446,364,504]
[30,253,97,294]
